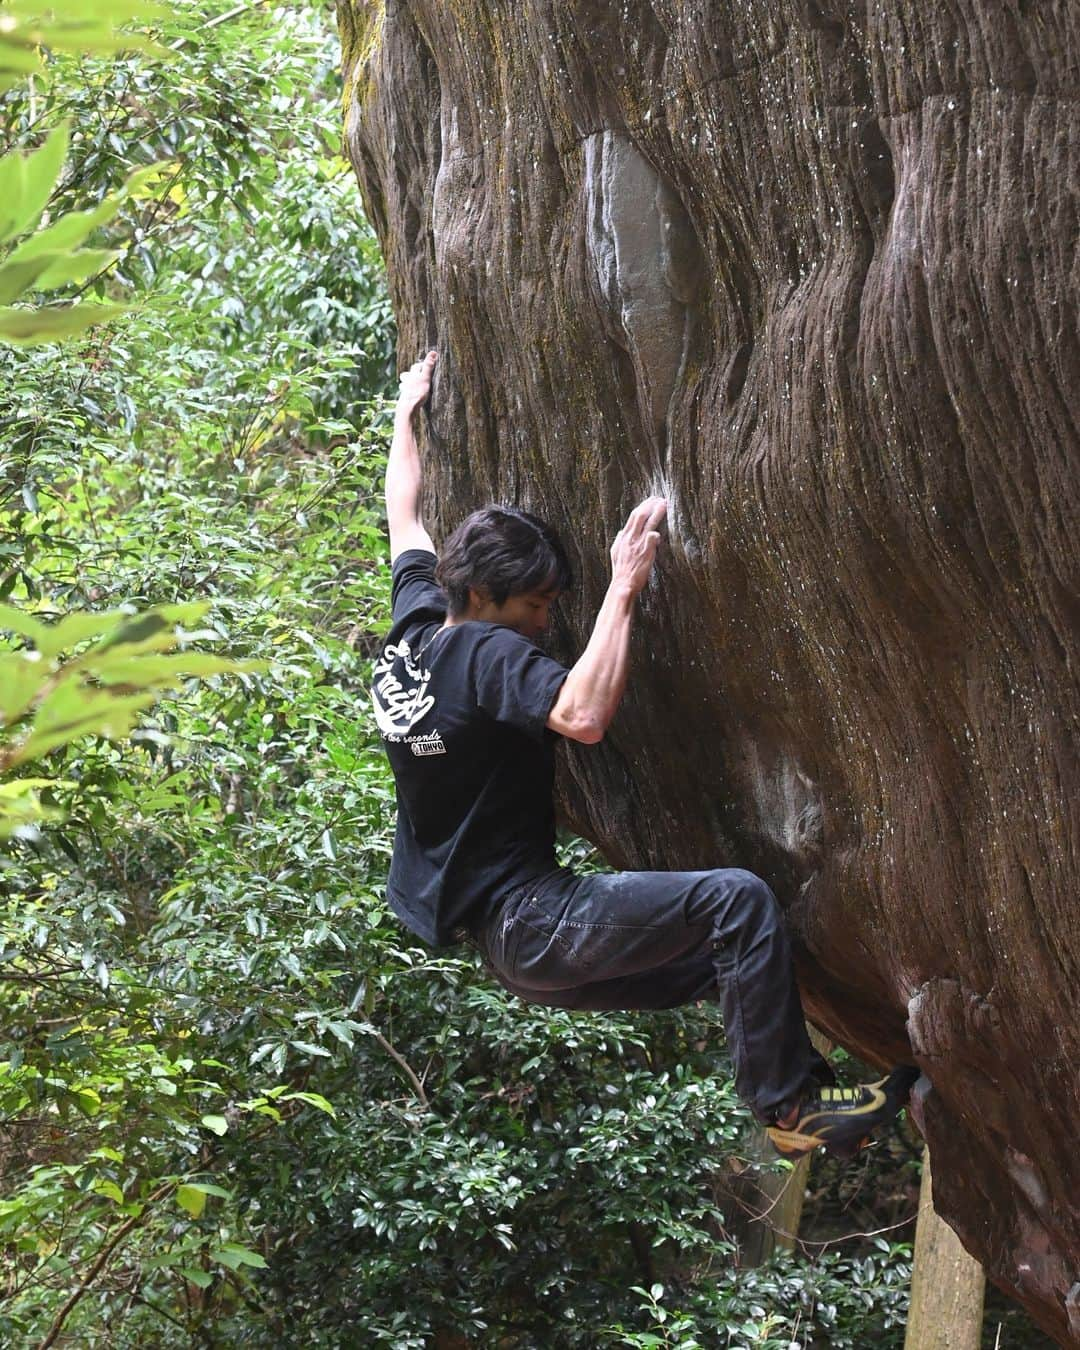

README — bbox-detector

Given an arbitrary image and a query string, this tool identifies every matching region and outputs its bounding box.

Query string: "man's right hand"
[547,495,668,744]
[610,496,667,595]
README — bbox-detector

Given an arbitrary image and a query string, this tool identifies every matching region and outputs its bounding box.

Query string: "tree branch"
[36,1183,171,1350]
[372,1031,429,1110]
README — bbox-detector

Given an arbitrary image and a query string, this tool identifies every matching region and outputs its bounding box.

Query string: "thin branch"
[0,966,82,983]
[372,1031,429,1110]
[727,1169,916,1252]
[168,1,267,49]
[126,1288,189,1335]
[36,1182,171,1350]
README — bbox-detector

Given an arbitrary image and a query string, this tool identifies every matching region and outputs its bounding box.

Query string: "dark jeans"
[472,866,830,1123]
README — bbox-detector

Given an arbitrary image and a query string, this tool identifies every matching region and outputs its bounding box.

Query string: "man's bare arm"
[386,351,438,561]
[547,496,667,744]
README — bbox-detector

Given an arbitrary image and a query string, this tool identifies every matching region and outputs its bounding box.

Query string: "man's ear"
[466,585,491,614]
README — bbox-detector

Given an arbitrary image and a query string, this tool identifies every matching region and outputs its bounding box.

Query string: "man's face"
[473,586,561,642]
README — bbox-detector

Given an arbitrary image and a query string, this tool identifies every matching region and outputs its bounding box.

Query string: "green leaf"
[92,1180,125,1204]
[11,683,157,765]
[89,1147,125,1164]
[187,1182,230,1200]
[0,301,125,345]
[90,652,258,687]
[4,200,119,264]
[211,1242,267,1271]
[3,159,172,266]
[0,650,47,725]
[71,1086,101,1117]
[0,2,171,60]
[0,252,66,306]
[122,160,180,201]
[288,1041,331,1059]
[176,1180,230,1221]
[0,778,63,838]
[180,1267,213,1289]
[0,45,41,94]
[0,604,46,645]
[31,609,136,660]
[176,1184,207,1219]
[34,248,123,293]
[280,1090,337,1118]
[0,124,68,245]
[200,1114,228,1136]
[96,603,208,650]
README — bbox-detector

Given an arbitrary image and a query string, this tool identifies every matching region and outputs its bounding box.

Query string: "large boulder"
[339,1,1080,1340]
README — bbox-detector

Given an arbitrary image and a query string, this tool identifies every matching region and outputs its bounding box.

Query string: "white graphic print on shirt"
[371,638,436,737]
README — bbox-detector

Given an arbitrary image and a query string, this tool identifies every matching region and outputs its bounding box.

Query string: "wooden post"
[736,1027,830,1265]
[904,1145,985,1350]
[736,1140,813,1264]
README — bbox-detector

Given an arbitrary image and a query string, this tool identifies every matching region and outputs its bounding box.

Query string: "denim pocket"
[484,890,531,980]
[511,893,606,982]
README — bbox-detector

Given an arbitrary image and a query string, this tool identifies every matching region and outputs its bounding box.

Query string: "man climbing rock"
[372,349,916,1157]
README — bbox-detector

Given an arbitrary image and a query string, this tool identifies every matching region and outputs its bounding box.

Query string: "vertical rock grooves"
[340,2,1080,1339]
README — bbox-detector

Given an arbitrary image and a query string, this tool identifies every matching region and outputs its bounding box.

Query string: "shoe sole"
[765,1126,872,1156]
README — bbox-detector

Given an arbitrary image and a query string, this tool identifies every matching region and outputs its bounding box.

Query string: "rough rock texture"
[339,2,1080,1340]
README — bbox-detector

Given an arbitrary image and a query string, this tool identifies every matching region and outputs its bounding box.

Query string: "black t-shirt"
[371,549,569,947]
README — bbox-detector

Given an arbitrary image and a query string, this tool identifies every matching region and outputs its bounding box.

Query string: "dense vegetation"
[0,5,1047,1347]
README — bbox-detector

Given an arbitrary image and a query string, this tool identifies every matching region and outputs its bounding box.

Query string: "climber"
[371,349,917,1157]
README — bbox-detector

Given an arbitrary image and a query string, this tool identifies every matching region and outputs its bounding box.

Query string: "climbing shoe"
[766,1065,919,1160]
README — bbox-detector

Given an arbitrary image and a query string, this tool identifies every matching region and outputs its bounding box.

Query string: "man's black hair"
[436,505,573,617]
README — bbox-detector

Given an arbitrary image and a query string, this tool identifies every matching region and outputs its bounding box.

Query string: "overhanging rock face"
[340,2,1080,1340]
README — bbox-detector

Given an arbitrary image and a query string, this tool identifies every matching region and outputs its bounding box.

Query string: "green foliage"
[604,1240,912,1348]
[0,149,169,342]
[0,5,398,1343]
[0,600,259,835]
[0,1,171,343]
[0,0,166,92]
[0,116,131,340]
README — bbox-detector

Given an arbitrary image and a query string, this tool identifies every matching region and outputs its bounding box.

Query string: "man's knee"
[717,867,778,907]
[706,868,782,943]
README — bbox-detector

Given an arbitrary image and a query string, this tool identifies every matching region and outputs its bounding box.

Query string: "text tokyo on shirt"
[371,550,569,947]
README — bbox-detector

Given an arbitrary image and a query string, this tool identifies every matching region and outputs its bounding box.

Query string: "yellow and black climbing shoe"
[766,1065,920,1160]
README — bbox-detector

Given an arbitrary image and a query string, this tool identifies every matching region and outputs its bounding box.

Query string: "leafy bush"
[607,1238,911,1349]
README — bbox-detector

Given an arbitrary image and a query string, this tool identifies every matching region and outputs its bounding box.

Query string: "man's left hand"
[396,351,438,418]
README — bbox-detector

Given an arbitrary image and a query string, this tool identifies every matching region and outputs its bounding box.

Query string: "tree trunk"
[906,1147,985,1350]
[341,2,1080,1340]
